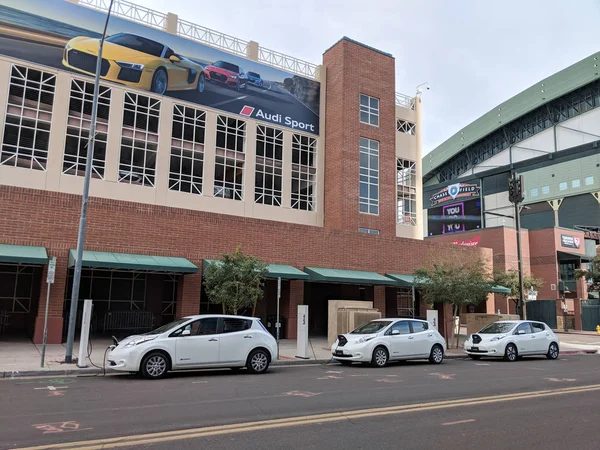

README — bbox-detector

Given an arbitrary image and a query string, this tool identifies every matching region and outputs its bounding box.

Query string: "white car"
[107,315,278,379]
[331,318,447,367]
[463,320,560,362]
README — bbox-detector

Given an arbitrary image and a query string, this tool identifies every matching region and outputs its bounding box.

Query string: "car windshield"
[478,322,516,334]
[105,33,164,57]
[350,321,392,334]
[213,60,239,72]
[248,72,260,78]
[144,318,190,335]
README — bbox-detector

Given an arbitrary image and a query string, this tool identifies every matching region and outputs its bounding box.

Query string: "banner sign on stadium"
[430,183,481,206]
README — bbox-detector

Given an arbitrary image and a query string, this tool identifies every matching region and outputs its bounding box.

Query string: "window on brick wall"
[397,119,416,135]
[359,137,379,215]
[214,115,245,200]
[63,79,111,179]
[1,64,56,171]
[119,92,160,187]
[291,133,317,211]
[169,104,205,195]
[255,125,283,206]
[0,264,37,313]
[397,158,417,226]
[360,94,379,126]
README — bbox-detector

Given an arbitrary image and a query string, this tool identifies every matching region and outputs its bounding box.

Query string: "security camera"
[426,85,431,90]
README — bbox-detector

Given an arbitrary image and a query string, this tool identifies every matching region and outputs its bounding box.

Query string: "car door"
[388,320,414,359]
[163,47,188,88]
[530,322,550,353]
[218,318,254,364]
[174,317,219,367]
[513,322,534,354]
[409,320,433,357]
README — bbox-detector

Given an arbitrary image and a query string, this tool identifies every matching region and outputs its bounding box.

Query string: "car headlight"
[116,61,145,71]
[490,335,506,342]
[357,336,376,344]
[123,336,156,348]
[229,75,238,79]
[65,42,72,51]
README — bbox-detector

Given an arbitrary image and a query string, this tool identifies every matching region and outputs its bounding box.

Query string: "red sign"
[451,236,481,247]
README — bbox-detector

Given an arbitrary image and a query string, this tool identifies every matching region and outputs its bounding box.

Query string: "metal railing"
[78,0,166,30]
[395,92,416,110]
[177,19,248,57]
[258,47,318,79]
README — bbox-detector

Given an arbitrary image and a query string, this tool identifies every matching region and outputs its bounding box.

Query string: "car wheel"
[469,355,482,360]
[140,351,169,379]
[371,346,388,368]
[151,68,168,95]
[504,343,518,362]
[247,349,270,374]
[236,80,241,91]
[547,342,559,360]
[429,344,444,364]
[196,73,205,93]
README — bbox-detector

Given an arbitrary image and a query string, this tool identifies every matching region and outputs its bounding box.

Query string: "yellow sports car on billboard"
[62,33,205,95]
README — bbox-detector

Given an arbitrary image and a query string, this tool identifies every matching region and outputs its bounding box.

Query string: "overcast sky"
[135,0,600,154]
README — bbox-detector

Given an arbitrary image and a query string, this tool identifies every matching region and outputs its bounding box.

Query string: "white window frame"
[585,176,594,186]
[359,137,379,215]
[559,182,568,191]
[397,158,417,226]
[1,64,56,171]
[360,94,379,126]
[291,133,317,211]
[571,179,581,188]
[169,103,206,195]
[63,78,111,179]
[214,115,246,201]
[255,125,283,206]
[118,91,160,187]
[397,119,416,135]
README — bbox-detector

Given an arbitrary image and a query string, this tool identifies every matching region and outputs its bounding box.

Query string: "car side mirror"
[516,330,525,335]
[181,329,191,336]
[169,55,181,62]
[391,330,400,336]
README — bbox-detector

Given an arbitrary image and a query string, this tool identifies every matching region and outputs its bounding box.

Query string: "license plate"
[470,347,479,352]
[334,350,344,356]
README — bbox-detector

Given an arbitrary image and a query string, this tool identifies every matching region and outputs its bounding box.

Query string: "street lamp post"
[64,0,115,363]
[508,172,525,319]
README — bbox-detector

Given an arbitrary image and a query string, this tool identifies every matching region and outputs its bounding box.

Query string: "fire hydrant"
[596,325,600,335]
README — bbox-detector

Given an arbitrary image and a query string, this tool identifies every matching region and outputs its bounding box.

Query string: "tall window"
[360,94,379,126]
[169,104,205,195]
[119,92,160,187]
[291,134,317,211]
[397,119,416,135]
[1,65,56,171]
[255,125,283,206]
[397,158,417,226]
[214,115,245,200]
[359,137,379,215]
[63,79,111,179]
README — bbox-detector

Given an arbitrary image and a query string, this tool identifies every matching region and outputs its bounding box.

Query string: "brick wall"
[323,38,397,237]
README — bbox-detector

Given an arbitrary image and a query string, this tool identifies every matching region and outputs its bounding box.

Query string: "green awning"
[304,267,396,285]
[203,260,309,280]
[0,244,48,265]
[557,251,594,262]
[69,250,198,273]
[386,273,511,294]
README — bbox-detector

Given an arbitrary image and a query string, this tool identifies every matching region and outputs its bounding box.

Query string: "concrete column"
[373,285,386,317]
[247,41,259,61]
[573,298,583,331]
[285,280,304,339]
[33,249,70,344]
[203,112,217,197]
[175,272,201,317]
[164,13,178,35]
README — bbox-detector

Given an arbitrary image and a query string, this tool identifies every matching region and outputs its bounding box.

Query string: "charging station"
[77,299,93,368]
[296,305,309,359]
[427,310,439,331]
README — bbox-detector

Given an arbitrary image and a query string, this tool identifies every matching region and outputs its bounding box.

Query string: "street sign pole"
[276,277,281,343]
[40,256,56,368]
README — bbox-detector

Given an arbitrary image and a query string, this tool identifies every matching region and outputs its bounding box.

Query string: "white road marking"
[210,95,248,108]
[545,377,576,382]
[475,363,490,366]
[442,419,476,426]
[283,390,321,398]
[192,381,208,384]
[326,370,343,374]
[35,386,68,391]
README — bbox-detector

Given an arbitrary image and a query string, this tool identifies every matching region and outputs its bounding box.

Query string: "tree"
[414,259,493,348]
[203,246,269,315]
[493,269,544,311]
[575,255,600,295]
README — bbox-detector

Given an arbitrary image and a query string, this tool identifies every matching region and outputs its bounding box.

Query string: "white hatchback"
[107,315,278,379]
[331,318,447,367]
[463,320,560,361]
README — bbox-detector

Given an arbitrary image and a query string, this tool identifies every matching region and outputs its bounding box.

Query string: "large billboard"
[427,183,482,236]
[0,0,320,134]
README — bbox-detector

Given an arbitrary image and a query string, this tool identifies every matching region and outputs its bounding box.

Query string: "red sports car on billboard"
[204,60,248,90]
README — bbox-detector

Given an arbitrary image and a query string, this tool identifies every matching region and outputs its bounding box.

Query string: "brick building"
[0,0,490,344]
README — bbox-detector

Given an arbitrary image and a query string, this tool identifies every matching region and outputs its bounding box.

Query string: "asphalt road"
[1,355,599,449]
[0,36,320,133]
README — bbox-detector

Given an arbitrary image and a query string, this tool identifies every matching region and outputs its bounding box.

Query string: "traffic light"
[508,177,515,203]
[508,174,525,204]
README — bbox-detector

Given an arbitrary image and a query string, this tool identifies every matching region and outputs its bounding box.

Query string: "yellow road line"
[15,383,600,450]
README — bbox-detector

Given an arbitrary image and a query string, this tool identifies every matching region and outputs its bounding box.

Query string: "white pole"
[40,256,56,368]
[276,277,281,359]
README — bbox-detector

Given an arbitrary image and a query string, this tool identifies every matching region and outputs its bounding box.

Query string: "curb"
[555,331,600,336]
[2,350,596,379]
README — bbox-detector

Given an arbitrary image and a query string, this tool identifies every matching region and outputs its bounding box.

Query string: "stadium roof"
[423,51,600,180]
